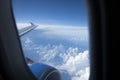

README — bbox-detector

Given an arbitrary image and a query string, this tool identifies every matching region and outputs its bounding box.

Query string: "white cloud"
[37,25,89,42]
[57,50,90,80]
[17,23,89,42]
[22,38,90,80]
[72,67,90,80]
[24,37,32,44]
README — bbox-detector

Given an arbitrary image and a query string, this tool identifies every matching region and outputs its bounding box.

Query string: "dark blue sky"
[12,0,88,26]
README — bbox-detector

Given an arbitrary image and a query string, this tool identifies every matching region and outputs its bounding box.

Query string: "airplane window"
[12,0,90,80]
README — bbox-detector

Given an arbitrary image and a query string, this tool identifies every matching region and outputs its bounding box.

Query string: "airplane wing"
[18,22,38,37]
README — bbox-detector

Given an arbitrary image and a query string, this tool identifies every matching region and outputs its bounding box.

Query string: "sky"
[12,0,88,26]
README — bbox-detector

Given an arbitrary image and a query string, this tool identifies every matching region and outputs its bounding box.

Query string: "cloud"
[72,67,90,80]
[22,37,90,80]
[37,24,89,42]
[57,50,90,80]
[17,23,89,42]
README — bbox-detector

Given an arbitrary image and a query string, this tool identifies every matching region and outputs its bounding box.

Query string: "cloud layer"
[22,37,90,80]
[17,23,89,43]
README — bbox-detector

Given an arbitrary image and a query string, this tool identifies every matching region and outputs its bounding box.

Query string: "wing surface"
[18,23,38,37]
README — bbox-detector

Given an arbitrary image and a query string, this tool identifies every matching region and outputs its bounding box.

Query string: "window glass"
[12,0,90,80]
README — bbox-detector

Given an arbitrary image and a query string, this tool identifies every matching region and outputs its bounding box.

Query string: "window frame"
[0,0,109,80]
